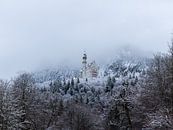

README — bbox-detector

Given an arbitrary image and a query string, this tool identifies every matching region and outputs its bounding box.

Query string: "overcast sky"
[0,0,173,79]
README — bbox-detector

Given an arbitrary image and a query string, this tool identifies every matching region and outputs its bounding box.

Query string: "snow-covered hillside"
[32,68,80,83]
[28,58,149,130]
[32,58,148,107]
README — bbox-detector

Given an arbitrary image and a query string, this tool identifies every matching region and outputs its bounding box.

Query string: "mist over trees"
[0,42,173,130]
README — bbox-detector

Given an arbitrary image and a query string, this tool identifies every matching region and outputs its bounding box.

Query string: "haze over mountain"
[1,1,173,129]
[0,0,173,78]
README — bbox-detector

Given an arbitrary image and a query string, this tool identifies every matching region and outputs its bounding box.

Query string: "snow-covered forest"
[0,42,172,130]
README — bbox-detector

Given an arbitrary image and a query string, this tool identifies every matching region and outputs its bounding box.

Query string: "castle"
[81,53,99,78]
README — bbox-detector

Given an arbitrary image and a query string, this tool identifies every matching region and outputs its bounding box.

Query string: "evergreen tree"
[86,78,88,82]
[64,81,70,94]
[112,76,116,83]
[63,78,66,86]
[58,99,64,117]
[77,78,80,84]
[105,76,114,93]
[71,78,74,87]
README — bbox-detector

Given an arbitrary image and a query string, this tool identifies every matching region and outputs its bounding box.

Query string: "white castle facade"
[81,53,99,78]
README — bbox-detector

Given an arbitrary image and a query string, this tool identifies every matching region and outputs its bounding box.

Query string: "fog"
[0,0,173,79]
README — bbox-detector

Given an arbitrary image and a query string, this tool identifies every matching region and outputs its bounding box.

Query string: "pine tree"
[71,78,74,87]
[64,81,70,94]
[112,76,116,83]
[77,78,80,84]
[63,78,66,86]
[106,76,114,93]
[58,100,64,117]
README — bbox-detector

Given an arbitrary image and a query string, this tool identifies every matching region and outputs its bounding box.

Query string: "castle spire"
[82,52,87,77]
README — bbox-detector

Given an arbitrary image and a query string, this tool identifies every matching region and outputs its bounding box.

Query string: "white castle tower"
[81,53,99,78]
[82,53,87,78]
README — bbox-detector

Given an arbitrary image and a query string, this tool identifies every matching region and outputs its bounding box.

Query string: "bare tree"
[11,73,36,130]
